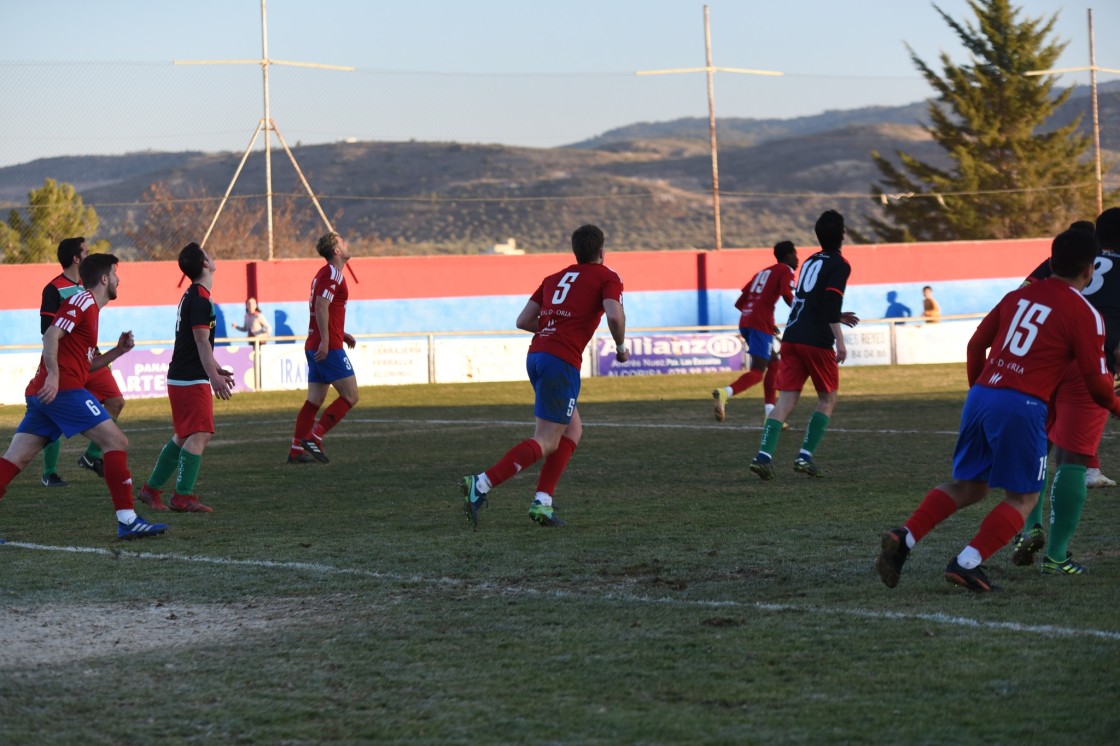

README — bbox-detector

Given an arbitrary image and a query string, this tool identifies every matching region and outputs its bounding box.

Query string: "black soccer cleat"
[877,527,910,589]
[944,557,995,592]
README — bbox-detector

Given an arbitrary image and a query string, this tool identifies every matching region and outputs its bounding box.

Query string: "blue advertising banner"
[597,333,745,376]
[109,346,256,399]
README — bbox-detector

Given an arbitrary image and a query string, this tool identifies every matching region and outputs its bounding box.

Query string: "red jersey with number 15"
[969,277,1107,403]
[736,262,795,333]
[25,290,101,396]
[305,264,348,351]
[528,262,624,368]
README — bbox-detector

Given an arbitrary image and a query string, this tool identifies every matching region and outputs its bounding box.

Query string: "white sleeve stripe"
[321,290,334,301]
[56,319,74,333]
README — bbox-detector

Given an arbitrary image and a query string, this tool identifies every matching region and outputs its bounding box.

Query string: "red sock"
[729,369,764,396]
[0,457,22,500]
[903,488,958,543]
[763,362,779,405]
[484,439,544,490]
[536,436,577,497]
[293,401,320,445]
[102,450,134,511]
[966,501,1025,561]
[1088,453,1101,470]
[312,398,353,439]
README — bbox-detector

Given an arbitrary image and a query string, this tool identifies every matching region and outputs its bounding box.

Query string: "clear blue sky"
[1,0,1114,167]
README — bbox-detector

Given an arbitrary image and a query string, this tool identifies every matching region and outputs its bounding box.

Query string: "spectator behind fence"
[922,286,941,323]
[232,297,271,341]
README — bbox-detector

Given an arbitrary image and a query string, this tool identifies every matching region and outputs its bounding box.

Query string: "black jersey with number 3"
[1027,250,1120,373]
[781,250,851,349]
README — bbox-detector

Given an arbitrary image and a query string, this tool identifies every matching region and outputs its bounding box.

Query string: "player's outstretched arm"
[90,331,135,372]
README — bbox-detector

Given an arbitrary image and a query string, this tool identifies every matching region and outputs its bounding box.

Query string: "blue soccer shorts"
[305,348,355,384]
[18,389,111,442]
[527,352,581,424]
[741,327,775,361]
[952,385,1048,494]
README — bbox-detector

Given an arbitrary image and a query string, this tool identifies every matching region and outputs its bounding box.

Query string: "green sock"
[42,438,60,477]
[1025,469,1050,530]
[147,439,182,490]
[175,450,203,496]
[758,418,784,459]
[1046,464,1087,561]
[800,411,831,457]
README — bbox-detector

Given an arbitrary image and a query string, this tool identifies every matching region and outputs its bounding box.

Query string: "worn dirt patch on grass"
[0,599,317,669]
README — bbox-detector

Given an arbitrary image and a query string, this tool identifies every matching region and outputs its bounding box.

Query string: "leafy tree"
[867,0,1109,242]
[4,178,108,263]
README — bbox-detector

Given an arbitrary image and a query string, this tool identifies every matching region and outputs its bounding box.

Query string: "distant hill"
[1,82,1116,256]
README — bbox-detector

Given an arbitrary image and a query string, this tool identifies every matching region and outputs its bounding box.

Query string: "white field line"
[2,540,1118,642]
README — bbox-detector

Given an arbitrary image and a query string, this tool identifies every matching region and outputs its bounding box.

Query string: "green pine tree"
[867,0,1110,242]
[4,178,109,263]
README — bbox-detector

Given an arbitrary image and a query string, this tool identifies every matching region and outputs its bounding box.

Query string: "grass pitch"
[1,364,1118,744]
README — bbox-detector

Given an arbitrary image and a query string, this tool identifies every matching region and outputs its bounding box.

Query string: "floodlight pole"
[175,0,355,260]
[1027,9,1119,215]
[637,5,782,250]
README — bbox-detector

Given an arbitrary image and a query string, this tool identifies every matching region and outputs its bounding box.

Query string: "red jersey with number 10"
[305,264,348,351]
[970,278,1107,402]
[528,262,624,368]
[25,290,101,396]
[737,262,795,333]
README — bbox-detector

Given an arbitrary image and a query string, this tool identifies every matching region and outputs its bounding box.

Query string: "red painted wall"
[0,239,1050,310]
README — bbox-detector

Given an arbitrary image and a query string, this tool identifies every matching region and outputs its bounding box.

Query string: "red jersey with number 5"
[305,264,348,351]
[736,262,795,333]
[26,290,101,396]
[528,262,624,368]
[969,277,1107,402]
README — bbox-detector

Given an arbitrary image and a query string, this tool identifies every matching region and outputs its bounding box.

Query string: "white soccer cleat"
[1085,467,1116,489]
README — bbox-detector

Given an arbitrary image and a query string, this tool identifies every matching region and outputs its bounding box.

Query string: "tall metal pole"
[703,6,722,251]
[261,0,275,260]
[1088,8,1103,215]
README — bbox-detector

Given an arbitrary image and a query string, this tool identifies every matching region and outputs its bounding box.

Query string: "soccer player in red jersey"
[1012,210,1120,574]
[711,240,798,424]
[460,224,628,528]
[138,243,234,514]
[877,228,1120,592]
[749,211,859,480]
[0,254,167,540]
[287,232,358,464]
[37,237,127,486]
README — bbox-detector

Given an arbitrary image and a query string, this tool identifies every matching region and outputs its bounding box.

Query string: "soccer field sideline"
[3,538,1119,643]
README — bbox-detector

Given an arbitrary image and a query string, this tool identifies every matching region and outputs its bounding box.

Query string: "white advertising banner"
[258,339,433,390]
[895,319,980,364]
[837,324,892,367]
[0,352,42,405]
[434,337,532,384]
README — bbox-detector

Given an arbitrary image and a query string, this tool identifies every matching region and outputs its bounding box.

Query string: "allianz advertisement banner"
[597,333,745,376]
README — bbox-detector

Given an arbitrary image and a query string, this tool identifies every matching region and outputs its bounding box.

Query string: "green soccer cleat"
[749,457,775,481]
[793,457,823,478]
[528,500,566,527]
[1011,524,1045,566]
[1041,554,1087,575]
[712,388,729,422]
[460,475,488,527]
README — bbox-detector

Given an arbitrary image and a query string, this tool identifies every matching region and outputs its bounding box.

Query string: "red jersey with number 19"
[25,290,101,396]
[305,264,348,351]
[528,262,624,368]
[969,278,1107,403]
[737,262,795,333]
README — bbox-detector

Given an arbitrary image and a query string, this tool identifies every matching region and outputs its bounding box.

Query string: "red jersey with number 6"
[736,262,795,334]
[25,290,101,396]
[528,262,624,368]
[969,277,1107,402]
[305,264,348,351]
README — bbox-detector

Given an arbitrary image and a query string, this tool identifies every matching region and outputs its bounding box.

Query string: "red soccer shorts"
[169,383,215,438]
[86,365,122,402]
[1047,362,1108,456]
[775,340,839,394]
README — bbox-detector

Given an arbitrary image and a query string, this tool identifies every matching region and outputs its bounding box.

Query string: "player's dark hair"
[1049,228,1098,278]
[78,253,119,289]
[1069,220,1095,234]
[571,224,605,264]
[1096,207,1120,249]
[317,232,342,259]
[57,237,85,268]
[772,240,796,262]
[922,285,933,292]
[178,242,208,281]
[814,210,845,252]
